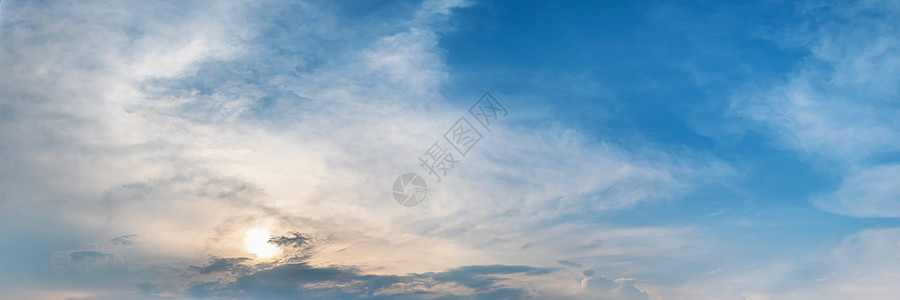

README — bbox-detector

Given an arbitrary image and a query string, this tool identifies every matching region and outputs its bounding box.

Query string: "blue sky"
[2,0,900,299]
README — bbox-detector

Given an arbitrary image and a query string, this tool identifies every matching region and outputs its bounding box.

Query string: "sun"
[244,229,279,258]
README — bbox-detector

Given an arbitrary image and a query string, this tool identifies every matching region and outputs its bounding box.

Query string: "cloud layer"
[3,0,899,299]
[0,0,718,299]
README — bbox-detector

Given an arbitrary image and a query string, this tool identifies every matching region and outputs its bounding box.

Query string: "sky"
[1,0,900,299]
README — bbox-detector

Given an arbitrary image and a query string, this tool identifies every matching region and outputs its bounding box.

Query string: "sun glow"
[244,229,278,258]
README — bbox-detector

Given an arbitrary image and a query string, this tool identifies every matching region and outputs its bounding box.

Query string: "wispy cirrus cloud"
[730,0,900,217]
[2,0,731,299]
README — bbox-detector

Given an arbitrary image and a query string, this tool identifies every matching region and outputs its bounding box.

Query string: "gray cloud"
[53,250,120,272]
[268,231,309,248]
[187,263,649,300]
[189,257,251,275]
[187,262,578,299]
[557,260,581,268]
[110,234,137,246]
[0,0,713,299]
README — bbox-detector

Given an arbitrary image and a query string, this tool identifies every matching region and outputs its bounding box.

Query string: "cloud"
[632,226,900,300]
[178,233,652,299]
[52,250,121,272]
[814,164,900,217]
[64,295,178,300]
[268,231,309,248]
[189,257,251,275]
[736,228,900,300]
[557,260,582,268]
[0,0,722,298]
[575,277,650,300]
[185,261,651,300]
[730,0,900,217]
[110,235,137,246]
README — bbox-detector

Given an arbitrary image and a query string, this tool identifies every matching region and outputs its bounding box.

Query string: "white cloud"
[814,164,900,217]
[730,0,900,217]
[738,228,900,300]
[0,0,726,298]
